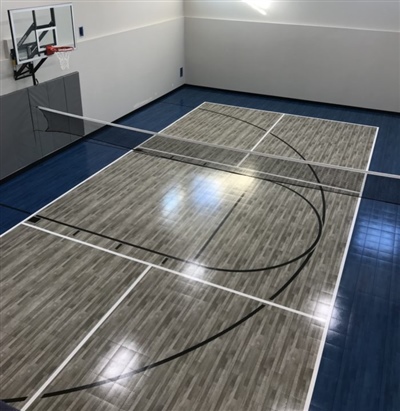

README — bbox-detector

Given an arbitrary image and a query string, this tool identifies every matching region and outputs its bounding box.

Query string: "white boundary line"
[302,126,380,410]
[203,101,379,129]
[0,151,132,239]
[237,113,285,167]
[22,222,325,324]
[21,265,152,410]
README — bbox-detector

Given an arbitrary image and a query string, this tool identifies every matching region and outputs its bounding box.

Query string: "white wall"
[1,0,399,116]
[1,1,185,120]
[184,0,400,112]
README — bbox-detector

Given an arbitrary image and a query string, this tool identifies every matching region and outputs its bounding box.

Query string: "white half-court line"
[21,265,152,410]
[237,113,285,167]
[302,126,379,411]
[23,222,326,324]
[0,151,132,239]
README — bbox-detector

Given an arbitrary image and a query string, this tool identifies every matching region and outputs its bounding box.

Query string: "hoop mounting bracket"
[11,49,48,85]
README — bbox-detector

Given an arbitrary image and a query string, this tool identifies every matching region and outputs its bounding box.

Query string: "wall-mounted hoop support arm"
[11,49,47,85]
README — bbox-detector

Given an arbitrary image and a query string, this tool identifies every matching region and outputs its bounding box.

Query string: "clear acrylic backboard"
[8,3,76,65]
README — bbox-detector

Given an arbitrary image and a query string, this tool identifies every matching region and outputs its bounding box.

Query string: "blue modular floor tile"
[118,100,195,131]
[0,400,20,411]
[1,85,399,410]
[0,205,30,234]
[331,296,399,411]
[89,102,195,150]
[312,199,400,411]
[87,127,151,150]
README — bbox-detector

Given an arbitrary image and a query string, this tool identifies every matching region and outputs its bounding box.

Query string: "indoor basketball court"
[1,2,399,411]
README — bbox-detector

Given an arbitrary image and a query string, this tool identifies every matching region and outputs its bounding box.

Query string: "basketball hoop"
[46,45,74,70]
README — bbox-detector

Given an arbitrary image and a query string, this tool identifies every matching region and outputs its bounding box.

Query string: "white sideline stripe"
[0,151,132,239]
[21,265,152,410]
[38,106,400,180]
[23,222,326,324]
[363,128,380,196]
[237,113,285,167]
[204,101,379,129]
[302,126,380,410]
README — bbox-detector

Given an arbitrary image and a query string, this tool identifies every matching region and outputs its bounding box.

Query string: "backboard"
[8,3,76,65]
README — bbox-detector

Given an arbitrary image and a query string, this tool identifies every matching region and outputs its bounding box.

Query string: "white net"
[55,51,71,70]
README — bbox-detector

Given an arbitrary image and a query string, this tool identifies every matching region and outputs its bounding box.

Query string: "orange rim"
[45,45,74,55]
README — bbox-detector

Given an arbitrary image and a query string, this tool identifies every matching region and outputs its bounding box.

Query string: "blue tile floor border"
[311,200,400,411]
[1,85,399,411]
[0,400,19,411]
[88,101,194,149]
[0,205,30,234]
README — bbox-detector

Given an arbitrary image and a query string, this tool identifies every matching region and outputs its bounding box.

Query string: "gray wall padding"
[29,78,74,155]
[0,72,83,180]
[0,89,41,180]
[64,73,84,141]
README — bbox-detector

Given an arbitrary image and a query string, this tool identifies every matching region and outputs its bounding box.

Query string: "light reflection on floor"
[161,173,255,219]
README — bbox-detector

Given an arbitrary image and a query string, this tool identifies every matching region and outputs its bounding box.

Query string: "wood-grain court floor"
[0,103,377,410]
